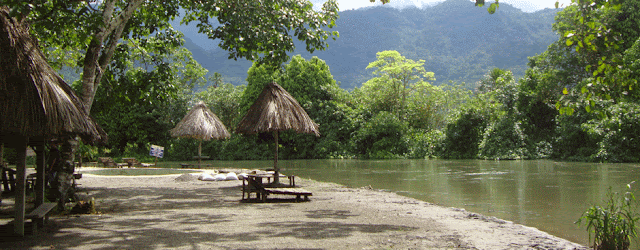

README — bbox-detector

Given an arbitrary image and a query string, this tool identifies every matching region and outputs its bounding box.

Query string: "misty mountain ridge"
[323,0,554,13]
[175,0,562,89]
[308,0,442,12]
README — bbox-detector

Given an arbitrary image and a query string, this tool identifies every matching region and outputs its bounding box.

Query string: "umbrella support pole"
[273,131,280,184]
[198,140,202,168]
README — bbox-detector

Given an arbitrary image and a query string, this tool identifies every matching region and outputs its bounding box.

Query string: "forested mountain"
[177,0,561,89]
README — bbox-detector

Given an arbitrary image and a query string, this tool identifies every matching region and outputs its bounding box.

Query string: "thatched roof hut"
[0,7,105,144]
[0,6,105,236]
[236,82,320,136]
[236,82,319,184]
[171,101,231,140]
[171,101,230,165]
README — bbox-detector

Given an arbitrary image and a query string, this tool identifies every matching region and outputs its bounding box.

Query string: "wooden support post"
[35,143,45,208]
[14,137,28,236]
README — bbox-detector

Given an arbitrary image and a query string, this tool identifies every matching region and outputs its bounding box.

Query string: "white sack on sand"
[225,172,239,181]
[214,174,227,181]
[200,173,215,181]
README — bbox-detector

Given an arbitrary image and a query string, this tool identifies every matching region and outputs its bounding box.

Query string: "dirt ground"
[0,170,588,249]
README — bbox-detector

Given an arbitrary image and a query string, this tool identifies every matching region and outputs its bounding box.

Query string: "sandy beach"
[0,170,587,249]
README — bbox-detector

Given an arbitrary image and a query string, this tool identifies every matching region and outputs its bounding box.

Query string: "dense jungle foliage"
[2,0,638,165]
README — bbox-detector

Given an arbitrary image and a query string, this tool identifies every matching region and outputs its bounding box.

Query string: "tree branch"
[81,0,145,113]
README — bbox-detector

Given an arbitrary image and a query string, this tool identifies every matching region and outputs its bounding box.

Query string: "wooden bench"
[243,177,311,202]
[26,202,56,234]
[122,158,155,168]
[181,163,210,168]
[98,157,127,168]
[263,187,312,202]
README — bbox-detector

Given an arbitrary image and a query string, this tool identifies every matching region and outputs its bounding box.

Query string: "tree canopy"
[362,50,435,120]
[2,0,340,113]
[567,0,639,108]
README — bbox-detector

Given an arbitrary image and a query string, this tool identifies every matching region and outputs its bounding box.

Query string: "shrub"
[576,182,639,250]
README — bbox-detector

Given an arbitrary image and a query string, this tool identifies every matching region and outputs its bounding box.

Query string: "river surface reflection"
[212,159,640,246]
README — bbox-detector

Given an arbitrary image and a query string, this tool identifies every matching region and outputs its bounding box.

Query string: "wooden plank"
[26,202,56,219]
[264,188,312,196]
[263,188,312,202]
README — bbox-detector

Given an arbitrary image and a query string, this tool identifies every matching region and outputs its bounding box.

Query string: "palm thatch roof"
[236,82,320,136]
[171,101,231,140]
[0,7,105,144]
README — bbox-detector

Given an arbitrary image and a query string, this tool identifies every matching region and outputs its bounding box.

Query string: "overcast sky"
[323,0,572,12]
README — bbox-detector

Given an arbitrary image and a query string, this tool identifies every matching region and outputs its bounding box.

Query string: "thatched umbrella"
[236,82,320,184]
[171,101,230,166]
[0,7,105,236]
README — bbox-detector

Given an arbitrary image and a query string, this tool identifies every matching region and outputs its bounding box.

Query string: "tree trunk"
[80,0,145,113]
[80,38,103,112]
[53,136,77,211]
[70,0,143,206]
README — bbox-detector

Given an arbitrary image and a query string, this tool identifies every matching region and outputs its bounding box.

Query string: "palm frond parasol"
[171,101,230,165]
[236,82,320,184]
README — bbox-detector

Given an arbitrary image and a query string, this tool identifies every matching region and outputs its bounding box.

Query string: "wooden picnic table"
[242,174,309,202]
[249,173,296,187]
[121,158,137,168]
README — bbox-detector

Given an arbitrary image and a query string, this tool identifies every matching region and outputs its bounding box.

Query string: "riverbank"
[0,172,587,249]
